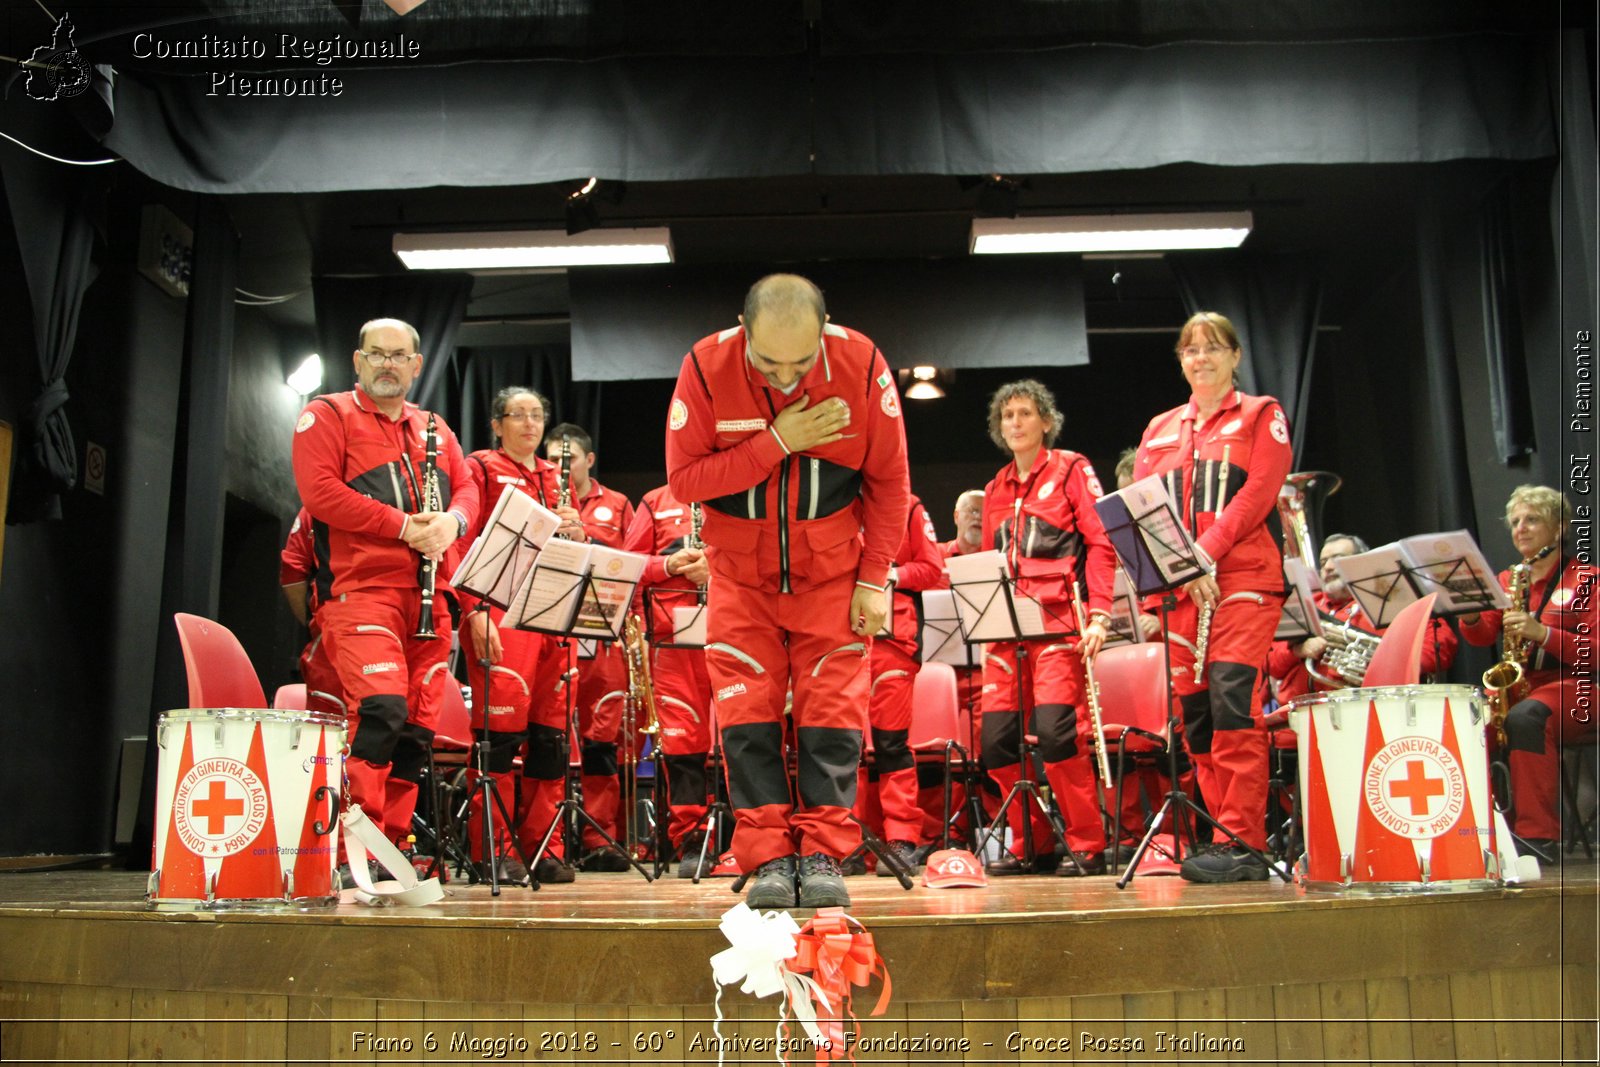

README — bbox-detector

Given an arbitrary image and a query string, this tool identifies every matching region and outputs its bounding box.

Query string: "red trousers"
[652,646,714,847]
[707,572,867,868]
[860,641,923,844]
[1504,677,1599,840]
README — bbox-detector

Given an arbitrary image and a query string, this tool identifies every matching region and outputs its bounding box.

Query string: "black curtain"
[1478,179,1536,462]
[452,344,604,456]
[1414,204,1477,535]
[1167,251,1324,464]
[1,132,106,524]
[311,274,474,410]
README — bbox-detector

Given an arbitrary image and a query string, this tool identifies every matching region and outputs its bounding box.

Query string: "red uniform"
[1133,389,1292,852]
[279,507,344,719]
[291,389,479,846]
[859,496,945,847]
[455,448,571,864]
[666,322,910,868]
[1269,589,1459,703]
[624,486,715,851]
[569,478,636,852]
[1461,555,1599,843]
[980,448,1117,859]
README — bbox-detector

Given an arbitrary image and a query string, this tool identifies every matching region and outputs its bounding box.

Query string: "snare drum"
[149,707,345,909]
[1287,684,1500,892]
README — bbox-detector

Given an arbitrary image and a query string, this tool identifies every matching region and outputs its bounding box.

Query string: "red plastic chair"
[272,683,309,710]
[173,613,267,708]
[1092,643,1177,871]
[1361,592,1439,688]
[908,662,985,848]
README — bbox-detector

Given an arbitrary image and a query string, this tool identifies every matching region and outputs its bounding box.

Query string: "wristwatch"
[454,513,468,540]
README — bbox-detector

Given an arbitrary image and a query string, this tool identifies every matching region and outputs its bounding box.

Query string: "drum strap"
[338,805,446,906]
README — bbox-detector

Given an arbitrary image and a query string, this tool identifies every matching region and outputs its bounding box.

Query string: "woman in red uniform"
[1132,311,1292,883]
[1460,485,1598,862]
[979,379,1117,876]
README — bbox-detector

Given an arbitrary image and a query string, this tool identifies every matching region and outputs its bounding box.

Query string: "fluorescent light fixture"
[393,227,674,270]
[970,211,1252,255]
[287,353,322,395]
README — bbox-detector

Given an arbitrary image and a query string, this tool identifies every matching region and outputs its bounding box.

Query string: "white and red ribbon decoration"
[788,908,892,1062]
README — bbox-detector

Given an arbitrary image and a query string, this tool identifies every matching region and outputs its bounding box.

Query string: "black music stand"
[448,486,563,894]
[1094,479,1294,887]
[641,587,731,883]
[509,541,656,884]
[918,589,988,851]
[946,556,1081,876]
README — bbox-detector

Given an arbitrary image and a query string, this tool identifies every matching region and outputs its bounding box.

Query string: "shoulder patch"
[669,398,688,431]
[876,370,892,390]
[880,388,900,419]
[296,411,316,433]
[1269,417,1289,445]
[1082,464,1105,498]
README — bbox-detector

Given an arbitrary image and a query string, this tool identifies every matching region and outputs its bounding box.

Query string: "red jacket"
[665,322,910,593]
[880,496,945,655]
[291,389,477,598]
[1133,390,1293,591]
[573,479,634,550]
[1461,554,1599,686]
[280,506,319,598]
[625,485,704,640]
[1269,590,1459,701]
[981,448,1116,618]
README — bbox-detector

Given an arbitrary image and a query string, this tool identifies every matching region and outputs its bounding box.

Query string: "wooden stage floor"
[2,858,1597,1064]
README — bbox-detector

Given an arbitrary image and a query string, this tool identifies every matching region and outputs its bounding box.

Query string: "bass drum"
[1287,684,1500,893]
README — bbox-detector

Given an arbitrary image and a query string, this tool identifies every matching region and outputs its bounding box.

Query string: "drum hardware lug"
[148,869,160,898]
[1418,854,1430,883]
[212,720,226,750]
[1405,699,1418,728]
[1330,704,1342,730]
[205,870,218,903]
[1484,849,1498,879]
[290,722,303,749]
[156,721,170,750]
[1340,852,1352,882]
[282,869,295,901]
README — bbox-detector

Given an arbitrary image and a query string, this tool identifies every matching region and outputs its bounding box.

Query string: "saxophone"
[412,413,441,639]
[1483,544,1554,744]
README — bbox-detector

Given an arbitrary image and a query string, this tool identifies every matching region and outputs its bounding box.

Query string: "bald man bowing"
[665,274,910,909]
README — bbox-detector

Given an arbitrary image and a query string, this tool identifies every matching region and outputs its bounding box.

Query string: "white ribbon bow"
[708,903,830,1064]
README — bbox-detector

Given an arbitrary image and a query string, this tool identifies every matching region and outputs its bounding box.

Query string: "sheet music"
[573,545,647,639]
[918,589,972,665]
[1397,530,1512,612]
[672,604,707,647]
[875,576,898,639]
[507,536,593,632]
[1104,567,1145,646]
[1332,543,1419,628]
[944,550,1058,641]
[448,486,561,608]
[1094,475,1214,596]
[1276,556,1324,641]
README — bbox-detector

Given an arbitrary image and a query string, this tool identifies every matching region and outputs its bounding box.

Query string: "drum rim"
[1285,682,1483,715]
[158,706,346,730]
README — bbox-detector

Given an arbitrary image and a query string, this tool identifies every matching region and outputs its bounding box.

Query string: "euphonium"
[413,413,441,640]
[1483,544,1554,744]
[1304,611,1381,689]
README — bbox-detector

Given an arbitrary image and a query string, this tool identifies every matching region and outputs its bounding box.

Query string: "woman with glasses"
[452,386,582,885]
[1132,312,1293,883]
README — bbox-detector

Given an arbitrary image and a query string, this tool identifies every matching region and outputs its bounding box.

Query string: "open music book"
[1276,556,1325,642]
[1092,475,1214,596]
[448,485,561,609]
[944,549,1066,641]
[573,545,648,640]
[1104,567,1146,647]
[1332,530,1510,625]
[505,537,593,634]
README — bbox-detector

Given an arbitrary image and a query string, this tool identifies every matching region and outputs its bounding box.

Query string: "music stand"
[641,586,729,884]
[508,538,656,883]
[447,486,563,894]
[1094,478,1294,887]
[919,589,988,851]
[1334,530,1509,627]
[945,551,1080,876]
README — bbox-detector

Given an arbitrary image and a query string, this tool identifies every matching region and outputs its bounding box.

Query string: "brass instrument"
[620,614,662,860]
[1304,610,1381,689]
[1483,543,1554,744]
[1072,581,1114,789]
[1277,471,1344,565]
[557,436,572,510]
[413,413,441,639]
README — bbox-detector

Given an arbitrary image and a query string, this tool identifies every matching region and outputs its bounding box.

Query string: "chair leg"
[1559,747,1596,860]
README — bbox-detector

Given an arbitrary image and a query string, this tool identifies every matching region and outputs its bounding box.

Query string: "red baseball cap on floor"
[922,848,987,888]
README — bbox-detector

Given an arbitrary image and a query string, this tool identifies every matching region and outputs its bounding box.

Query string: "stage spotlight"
[287,353,322,395]
[973,174,1025,219]
[903,365,945,400]
[565,177,601,235]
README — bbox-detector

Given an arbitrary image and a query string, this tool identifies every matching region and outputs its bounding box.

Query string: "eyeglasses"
[360,349,417,367]
[498,411,545,422]
[1178,343,1234,359]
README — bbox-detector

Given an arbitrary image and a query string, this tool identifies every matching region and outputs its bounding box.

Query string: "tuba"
[1277,471,1343,566]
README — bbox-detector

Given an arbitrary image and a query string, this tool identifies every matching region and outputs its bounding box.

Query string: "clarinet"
[689,502,706,604]
[413,413,441,639]
[557,436,572,510]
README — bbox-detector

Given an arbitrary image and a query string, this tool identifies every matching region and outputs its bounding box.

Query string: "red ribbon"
[788,908,892,1062]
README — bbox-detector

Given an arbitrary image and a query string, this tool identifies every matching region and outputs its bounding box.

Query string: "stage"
[1,858,1596,1064]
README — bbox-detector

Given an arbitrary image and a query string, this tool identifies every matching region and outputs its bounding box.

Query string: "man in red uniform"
[941,490,985,560]
[454,387,585,885]
[279,506,345,720]
[546,422,637,869]
[1268,532,1459,702]
[1133,311,1292,883]
[624,486,720,876]
[857,494,945,873]
[291,318,480,868]
[665,273,911,909]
